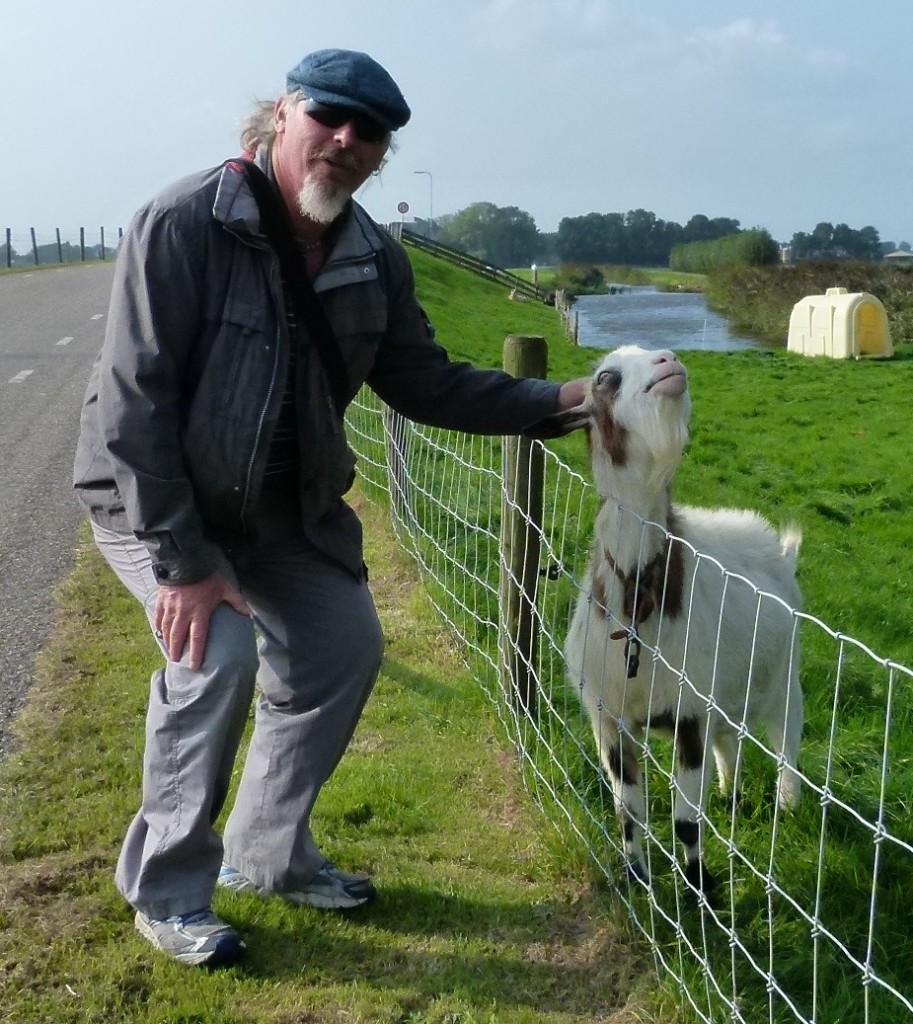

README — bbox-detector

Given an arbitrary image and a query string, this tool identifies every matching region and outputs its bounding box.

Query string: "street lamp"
[413,170,433,239]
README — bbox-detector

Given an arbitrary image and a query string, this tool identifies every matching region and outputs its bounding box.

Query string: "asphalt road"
[0,262,116,758]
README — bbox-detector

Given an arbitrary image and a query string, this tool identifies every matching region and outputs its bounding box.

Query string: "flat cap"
[286,48,411,131]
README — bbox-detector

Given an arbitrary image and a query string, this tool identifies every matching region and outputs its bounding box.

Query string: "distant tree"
[682,214,740,244]
[554,208,743,265]
[435,201,540,267]
[856,225,883,261]
[683,214,713,242]
[602,212,628,263]
[555,212,615,263]
[790,221,882,261]
[623,208,659,263]
[711,217,740,237]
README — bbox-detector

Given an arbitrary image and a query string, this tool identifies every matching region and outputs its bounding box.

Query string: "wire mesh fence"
[347,385,913,1024]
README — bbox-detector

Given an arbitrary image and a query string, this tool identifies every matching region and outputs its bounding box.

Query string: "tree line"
[432,202,897,269]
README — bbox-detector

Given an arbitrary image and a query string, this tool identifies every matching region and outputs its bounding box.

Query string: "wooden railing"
[391,226,546,302]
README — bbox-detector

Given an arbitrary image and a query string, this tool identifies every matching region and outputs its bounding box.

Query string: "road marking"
[56,336,74,347]
[90,313,104,320]
[8,370,35,383]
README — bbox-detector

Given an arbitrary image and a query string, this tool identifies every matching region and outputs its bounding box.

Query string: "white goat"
[565,345,803,893]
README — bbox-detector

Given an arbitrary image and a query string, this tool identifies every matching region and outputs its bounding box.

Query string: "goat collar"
[603,545,665,629]
[602,536,682,679]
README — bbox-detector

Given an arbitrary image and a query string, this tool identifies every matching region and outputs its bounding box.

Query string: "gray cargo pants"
[92,523,384,921]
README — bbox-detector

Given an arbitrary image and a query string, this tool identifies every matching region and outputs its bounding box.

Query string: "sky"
[3,1,912,249]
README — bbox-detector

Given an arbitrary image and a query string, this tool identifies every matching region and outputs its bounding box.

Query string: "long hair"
[238,91,396,163]
[239,95,291,155]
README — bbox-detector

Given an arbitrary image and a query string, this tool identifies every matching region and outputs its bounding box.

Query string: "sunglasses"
[303,98,388,144]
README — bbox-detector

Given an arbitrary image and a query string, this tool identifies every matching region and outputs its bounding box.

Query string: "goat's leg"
[712,726,741,809]
[602,726,648,883]
[768,666,804,809]
[672,715,717,893]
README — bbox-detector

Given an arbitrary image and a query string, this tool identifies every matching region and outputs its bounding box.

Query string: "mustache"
[314,146,362,171]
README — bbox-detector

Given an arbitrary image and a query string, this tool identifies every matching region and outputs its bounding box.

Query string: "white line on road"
[8,370,35,383]
[90,313,104,321]
[56,336,74,347]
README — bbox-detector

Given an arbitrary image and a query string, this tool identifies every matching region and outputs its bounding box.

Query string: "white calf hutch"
[787,287,892,359]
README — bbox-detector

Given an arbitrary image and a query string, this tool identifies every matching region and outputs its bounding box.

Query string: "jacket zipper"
[238,244,285,533]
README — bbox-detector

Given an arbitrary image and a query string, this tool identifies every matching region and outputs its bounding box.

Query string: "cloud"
[686,17,785,55]
[474,0,617,52]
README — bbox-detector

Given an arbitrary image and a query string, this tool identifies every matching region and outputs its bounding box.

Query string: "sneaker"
[134,908,245,967]
[218,861,376,910]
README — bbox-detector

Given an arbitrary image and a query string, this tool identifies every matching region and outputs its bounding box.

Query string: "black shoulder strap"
[238,159,350,411]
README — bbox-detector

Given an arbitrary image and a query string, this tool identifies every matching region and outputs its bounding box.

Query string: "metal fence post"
[499,334,546,719]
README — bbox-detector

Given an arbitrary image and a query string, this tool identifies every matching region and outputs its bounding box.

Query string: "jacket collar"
[212,147,385,269]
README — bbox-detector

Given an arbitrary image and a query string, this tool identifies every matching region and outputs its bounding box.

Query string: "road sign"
[397,201,409,214]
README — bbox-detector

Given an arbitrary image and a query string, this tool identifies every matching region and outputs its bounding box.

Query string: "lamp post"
[413,170,433,239]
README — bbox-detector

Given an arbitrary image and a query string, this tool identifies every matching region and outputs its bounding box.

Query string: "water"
[571,286,765,352]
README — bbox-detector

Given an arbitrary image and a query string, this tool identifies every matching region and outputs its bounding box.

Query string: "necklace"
[297,237,324,254]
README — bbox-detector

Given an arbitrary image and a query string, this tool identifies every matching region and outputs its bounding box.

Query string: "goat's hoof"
[684,858,717,895]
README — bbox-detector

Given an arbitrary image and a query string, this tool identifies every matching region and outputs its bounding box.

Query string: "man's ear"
[273,96,289,135]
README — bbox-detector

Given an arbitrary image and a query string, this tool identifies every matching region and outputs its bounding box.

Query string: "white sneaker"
[134,907,245,966]
[218,861,376,910]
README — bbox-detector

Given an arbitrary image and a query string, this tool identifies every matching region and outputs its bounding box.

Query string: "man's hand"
[154,572,250,671]
[523,377,592,440]
[557,377,590,416]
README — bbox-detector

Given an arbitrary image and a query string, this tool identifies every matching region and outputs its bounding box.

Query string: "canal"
[571,286,768,353]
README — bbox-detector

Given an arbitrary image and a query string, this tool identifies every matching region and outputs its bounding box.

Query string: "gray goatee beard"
[296,178,351,225]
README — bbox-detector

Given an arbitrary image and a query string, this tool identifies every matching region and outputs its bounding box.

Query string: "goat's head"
[584,346,691,498]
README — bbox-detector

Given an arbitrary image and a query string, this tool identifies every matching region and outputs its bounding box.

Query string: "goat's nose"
[652,351,678,365]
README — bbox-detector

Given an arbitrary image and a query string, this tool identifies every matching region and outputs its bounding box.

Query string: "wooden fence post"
[382,404,410,523]
[499,334,546,719]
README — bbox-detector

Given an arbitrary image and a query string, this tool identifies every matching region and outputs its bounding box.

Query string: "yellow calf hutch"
[787,287,893,359]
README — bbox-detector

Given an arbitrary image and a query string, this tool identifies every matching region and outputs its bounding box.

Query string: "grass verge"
[0,491,669,1024]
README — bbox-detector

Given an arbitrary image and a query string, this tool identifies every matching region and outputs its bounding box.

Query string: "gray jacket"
[73,157,563,582]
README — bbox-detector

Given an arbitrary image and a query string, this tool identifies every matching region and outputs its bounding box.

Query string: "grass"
[369,251,913,1022]
[3,247,913,1021]
[0,502,664,1019]
[0,251,648,1022]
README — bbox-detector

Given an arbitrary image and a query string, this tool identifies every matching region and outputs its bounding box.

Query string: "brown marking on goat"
[608,743,639,787]
[674,716,704,771]
[604,526,684,630]
[589,565,608,620]
[586,400,629,467]
[639,710,677,732]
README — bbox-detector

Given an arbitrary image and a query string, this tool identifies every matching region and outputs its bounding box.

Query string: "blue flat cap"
[286,48,411,131]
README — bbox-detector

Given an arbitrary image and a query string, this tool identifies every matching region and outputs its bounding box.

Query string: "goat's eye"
[596,369,621,389]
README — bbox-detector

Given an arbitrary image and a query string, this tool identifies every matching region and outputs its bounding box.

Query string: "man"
[74,48,588,968]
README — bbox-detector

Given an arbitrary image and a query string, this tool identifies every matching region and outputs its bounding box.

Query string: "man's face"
[272,96,388,224]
